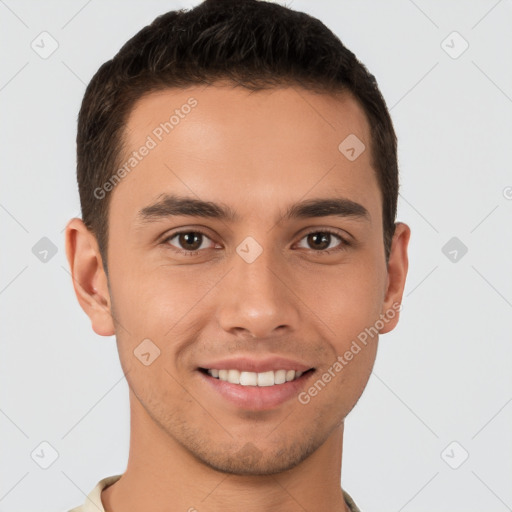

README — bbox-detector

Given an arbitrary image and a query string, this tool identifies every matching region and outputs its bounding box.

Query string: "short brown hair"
[77,0,399,275]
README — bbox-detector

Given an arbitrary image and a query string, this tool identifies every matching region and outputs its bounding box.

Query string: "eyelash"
[161,228,351,257]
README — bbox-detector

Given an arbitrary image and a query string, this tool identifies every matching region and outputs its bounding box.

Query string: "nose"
[215,243,300,339]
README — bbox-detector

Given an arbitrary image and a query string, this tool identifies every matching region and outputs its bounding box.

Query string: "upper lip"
[197,356,314,373]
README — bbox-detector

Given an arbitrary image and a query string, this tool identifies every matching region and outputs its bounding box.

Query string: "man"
[65,0,410,510]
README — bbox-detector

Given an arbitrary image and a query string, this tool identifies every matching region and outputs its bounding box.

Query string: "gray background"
[1,1,511,511]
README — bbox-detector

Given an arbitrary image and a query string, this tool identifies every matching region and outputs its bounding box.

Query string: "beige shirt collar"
[69,474,360,512]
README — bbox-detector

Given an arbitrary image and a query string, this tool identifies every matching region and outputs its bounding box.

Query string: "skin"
[65,84,410,512]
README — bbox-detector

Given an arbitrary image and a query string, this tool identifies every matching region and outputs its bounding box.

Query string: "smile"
[200,368,309,386]
[198,367,316,410]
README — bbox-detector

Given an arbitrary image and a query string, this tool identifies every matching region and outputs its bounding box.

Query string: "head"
[67,0,409,476]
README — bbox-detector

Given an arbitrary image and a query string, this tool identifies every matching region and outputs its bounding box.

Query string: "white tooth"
[227,369,240,384]
[239,371,258,386]
[257,370,275,387]
[285,370,296,382]
[214,369,302,386]
[274,369,286,384]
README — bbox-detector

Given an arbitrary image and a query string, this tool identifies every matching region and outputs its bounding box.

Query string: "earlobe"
[64,218,115,336]
[379,222,411,335]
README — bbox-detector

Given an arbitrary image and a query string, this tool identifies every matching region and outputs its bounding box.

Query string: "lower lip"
[197,369,315,411]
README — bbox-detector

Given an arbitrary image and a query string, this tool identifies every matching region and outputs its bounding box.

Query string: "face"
[72,84,409,476]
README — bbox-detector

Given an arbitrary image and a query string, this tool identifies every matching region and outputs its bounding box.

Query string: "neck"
[101,388,350,512]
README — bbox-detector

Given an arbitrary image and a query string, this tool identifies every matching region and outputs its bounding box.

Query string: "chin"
[191,437,320,476]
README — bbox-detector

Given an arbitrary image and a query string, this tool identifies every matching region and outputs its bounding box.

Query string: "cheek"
[108,263,220,377]
[108,254,206,334]
[329,343,378,419]
[296,255,385,330]
[294,253,385,391]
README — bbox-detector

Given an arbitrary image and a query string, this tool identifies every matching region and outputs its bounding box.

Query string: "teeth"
[258,371,274,387]
[274,369,286,384]
[206,368,307,386]
[228,369,240,384]
[240,371,257,386]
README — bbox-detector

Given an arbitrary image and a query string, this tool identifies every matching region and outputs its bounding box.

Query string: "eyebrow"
[136,193,371,225]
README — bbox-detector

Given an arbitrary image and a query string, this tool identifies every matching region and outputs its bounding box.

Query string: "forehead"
[111,84,380,227]
[126,84,371,155]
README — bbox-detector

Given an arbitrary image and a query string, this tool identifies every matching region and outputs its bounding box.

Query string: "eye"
[162,230,216,255]
[295,229,350,254]
[161,228,351,257]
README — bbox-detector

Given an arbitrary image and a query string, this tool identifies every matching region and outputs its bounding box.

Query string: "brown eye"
[164,231,215,254]
[306,232,331,251]
[177,232,203,251]
[296,230,348,253]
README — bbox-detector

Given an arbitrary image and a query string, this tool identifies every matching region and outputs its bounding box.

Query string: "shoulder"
[64,474,123,512]
[343,489,362,512]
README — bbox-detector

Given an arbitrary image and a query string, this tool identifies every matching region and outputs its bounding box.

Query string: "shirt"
[67,474,361,512]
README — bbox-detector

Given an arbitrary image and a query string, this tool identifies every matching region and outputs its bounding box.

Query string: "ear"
[65,218,115,336]
[379,222,411,334]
